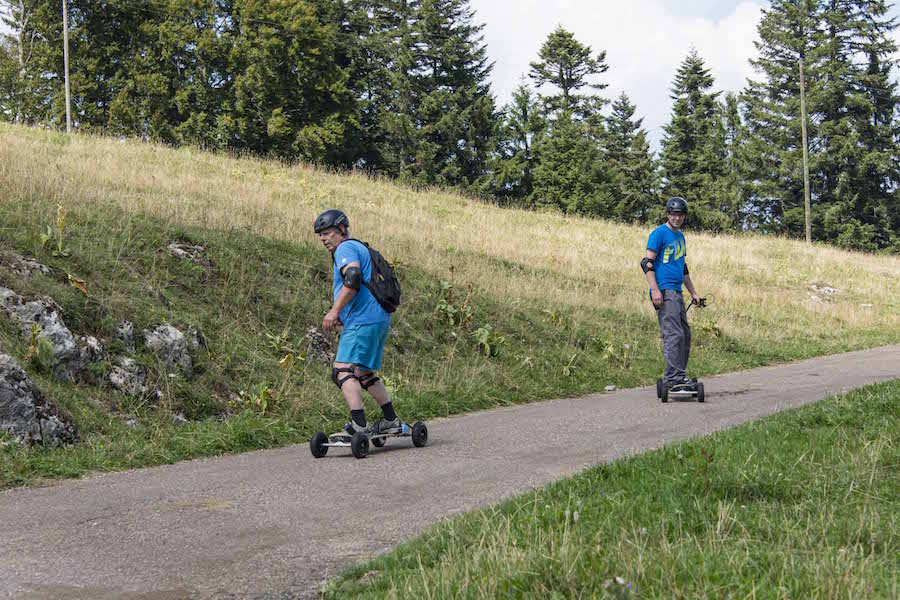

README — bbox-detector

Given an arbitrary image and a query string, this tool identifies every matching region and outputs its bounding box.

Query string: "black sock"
[350,409,367,428]
[381,402,397,421]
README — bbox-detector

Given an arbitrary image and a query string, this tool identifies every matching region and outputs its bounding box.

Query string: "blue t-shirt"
[646,224,686,292]
[333,240,390,327]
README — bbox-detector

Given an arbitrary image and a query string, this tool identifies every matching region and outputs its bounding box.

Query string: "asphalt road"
[1,345,898,599]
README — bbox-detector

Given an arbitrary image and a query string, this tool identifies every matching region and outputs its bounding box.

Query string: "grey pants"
[656,289,691,386]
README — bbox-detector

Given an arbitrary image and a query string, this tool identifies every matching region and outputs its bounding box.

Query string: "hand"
[322,310,342,333]
[691,293,701,306]
[651,289,663,309]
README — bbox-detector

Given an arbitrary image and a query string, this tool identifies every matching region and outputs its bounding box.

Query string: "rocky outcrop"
[0,353,77,447]
[168,242,209,267]
[108,357,149,397]
[303,326,333,364]
[0,287,78,376]
[0,252,52,278]
[115,320,135,355]
[143,324,193,377]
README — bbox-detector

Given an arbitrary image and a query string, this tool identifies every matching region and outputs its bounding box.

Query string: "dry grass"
[1,123,899,351]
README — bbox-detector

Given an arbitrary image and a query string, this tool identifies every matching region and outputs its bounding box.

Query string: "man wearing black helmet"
[641,197,702,392]
[314,209,402,437]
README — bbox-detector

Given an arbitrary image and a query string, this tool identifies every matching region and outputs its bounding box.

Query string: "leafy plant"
[434,266,474,327]
[40,225,53,251]
[52,202,71,258]
[25,323,55,371]
[601,340,635,370]
[562,352,578,376]
[266,325,295,355]
[472,325,506,357]
[238,382,277,414]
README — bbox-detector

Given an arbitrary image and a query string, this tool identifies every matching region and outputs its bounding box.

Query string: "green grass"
[1,124,899,489]
[326,380,900,599]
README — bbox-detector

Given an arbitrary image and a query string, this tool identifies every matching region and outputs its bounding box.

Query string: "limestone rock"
[143,324,193,377]
[0,252,51,278]
[115,320,135,355]
[0,353,77,447]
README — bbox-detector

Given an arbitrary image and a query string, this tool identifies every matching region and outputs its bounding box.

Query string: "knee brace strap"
[331,367,357,389]
[358,371,380,391]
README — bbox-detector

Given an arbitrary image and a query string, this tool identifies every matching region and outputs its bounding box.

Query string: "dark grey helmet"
[666,197,688,214]
[314,209,349,233]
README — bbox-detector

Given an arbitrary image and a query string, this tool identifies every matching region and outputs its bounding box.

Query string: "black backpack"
[345,239,402,313]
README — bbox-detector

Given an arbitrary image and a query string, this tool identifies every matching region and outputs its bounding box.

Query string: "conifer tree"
[490,81,545,201]
[218,0,356,162]
[531,110,609,214]
[528,27,612,215]
[401,0,497,191]
[743,0,899,249]
[528,25,608,120]
[605,93,656,222]
[742,0,820,234]
[660,49,731,231]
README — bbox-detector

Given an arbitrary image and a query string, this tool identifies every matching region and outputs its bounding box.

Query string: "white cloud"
[470,0,767,150]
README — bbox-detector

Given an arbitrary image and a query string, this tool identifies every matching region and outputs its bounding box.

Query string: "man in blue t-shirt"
[314,209,402,437]
[641,197,702,391]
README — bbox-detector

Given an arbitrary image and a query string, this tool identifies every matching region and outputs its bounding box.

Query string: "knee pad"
[331,366,357,389]
[358,371,380,391]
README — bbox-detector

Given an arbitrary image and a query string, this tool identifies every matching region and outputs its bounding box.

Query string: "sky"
[470,0,766,149]
[472,0,900,150]
[3,1,900,151]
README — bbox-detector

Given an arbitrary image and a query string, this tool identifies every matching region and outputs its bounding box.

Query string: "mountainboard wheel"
[412,421,428,447]
[656,378,663,398]
[350,431,369,458]
[371,436,385,448]
[697,382,705,403]
[310,432,329,458]
[661,386,668,403]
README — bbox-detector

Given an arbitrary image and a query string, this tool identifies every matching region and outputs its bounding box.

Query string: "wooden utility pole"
[799,58,811,243]
[62,0,71,133]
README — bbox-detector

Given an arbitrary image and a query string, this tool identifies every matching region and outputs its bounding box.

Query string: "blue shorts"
[335,321,390,370]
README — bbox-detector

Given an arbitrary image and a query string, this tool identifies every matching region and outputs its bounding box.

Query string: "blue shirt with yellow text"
[646,224,686,292]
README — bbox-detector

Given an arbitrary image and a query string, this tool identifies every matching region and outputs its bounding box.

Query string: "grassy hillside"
[328,380,900,599]
[1,123,899,487]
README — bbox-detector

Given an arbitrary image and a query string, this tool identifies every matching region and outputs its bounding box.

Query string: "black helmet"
[314,209,349,234]
[666,197,688,214]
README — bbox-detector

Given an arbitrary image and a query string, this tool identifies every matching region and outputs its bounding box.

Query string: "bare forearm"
[331,286,357,314]
[684,274,697,296]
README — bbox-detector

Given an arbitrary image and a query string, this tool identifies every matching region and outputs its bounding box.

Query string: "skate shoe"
[336,420,369,438]
[372,417,402,435]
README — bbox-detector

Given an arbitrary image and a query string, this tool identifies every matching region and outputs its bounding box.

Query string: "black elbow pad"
[343,266,363,290]
[641,257,654,274]
[683,263,690,276]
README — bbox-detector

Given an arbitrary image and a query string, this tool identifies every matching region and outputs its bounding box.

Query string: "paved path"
[1,345,898,599]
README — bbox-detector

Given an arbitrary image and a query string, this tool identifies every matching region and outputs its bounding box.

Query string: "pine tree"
[489,80,545,202]
[528,27,612,216]
[338,0,417,170]
[0,0,66,127]
[815,0,899,250]
[401,0,497,191]
[217,0,357,162]
[528,25,608,120]
[743,0,899,249]
[660,49,731,231]
[720,92,750,228]
[104,0,226,146]
[742,0,820,234]
[605,93,656,222]
[531,110,609,214]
